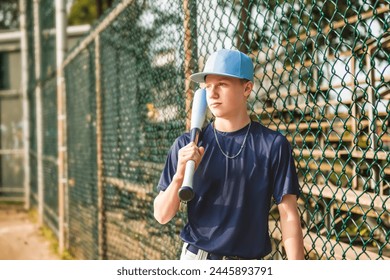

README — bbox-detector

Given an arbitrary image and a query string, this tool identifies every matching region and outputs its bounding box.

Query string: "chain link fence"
[24,0,389,259]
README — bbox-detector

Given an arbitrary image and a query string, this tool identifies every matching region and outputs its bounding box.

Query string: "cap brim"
[190,72,249,83]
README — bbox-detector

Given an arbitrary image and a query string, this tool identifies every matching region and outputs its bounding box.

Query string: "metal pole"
[33,0,44,225]
[0,93,2,191]
[183,0,198,131]
[19,0,30,210]
[350,56,358,190]
[55,0,67,256]
[365,47,378,191]
[95,35,105,260]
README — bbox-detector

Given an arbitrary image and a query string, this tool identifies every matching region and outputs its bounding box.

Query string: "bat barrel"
[177,88,207,202]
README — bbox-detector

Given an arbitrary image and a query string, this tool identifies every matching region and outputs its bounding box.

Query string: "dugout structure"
[4,0,389,260]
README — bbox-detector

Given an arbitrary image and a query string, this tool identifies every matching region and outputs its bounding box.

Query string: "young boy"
[154,49,304,260]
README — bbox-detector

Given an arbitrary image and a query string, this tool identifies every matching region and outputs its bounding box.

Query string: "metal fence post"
[33,0,44,225]
[350,55,358,189]
[19,0,30,210]
[55,0,67,256]
[95,35,105,260]
[183,0,198,131]
[365,46,379,191]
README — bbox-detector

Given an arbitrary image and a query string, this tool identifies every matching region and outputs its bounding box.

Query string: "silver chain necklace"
[213,121,252,159]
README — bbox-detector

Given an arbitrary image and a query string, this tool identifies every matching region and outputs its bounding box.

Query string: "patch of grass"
[39,226,58,254]
[60,249,74,260]
[39,226,74,260]
[28,209,38,223]
[27,208,74,260]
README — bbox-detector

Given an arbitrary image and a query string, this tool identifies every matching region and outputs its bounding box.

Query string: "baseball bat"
[178,88,207,202]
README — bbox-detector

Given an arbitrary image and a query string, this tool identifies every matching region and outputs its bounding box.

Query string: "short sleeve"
[270,134,300,204]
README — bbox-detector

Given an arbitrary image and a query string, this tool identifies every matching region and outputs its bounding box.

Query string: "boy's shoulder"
[251,120,284,138]
[251,121,291,148]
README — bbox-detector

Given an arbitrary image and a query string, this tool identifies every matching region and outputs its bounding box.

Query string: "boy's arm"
[154,142,204,224]
[277,194,305,260]
[153,175,184,224]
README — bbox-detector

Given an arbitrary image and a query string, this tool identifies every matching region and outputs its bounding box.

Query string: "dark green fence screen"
[26,0,389,260]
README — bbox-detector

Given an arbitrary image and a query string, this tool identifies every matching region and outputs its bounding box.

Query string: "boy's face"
[204,75,252,119]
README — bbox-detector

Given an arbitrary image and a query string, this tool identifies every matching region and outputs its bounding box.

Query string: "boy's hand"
[176,142,205,181]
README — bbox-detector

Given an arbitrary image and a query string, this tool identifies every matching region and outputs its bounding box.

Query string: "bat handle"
[178,160,195,201]
[178,128,201,202]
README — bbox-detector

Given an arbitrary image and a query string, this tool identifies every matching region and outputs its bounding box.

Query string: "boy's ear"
[244,82,253,97]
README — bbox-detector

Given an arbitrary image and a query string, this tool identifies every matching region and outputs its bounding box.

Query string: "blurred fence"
[20,0,390,259]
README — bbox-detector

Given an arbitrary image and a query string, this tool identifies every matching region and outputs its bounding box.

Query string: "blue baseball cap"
[190,49,254,83]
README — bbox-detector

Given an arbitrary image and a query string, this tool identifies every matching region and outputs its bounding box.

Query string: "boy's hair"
[240,79,251,84]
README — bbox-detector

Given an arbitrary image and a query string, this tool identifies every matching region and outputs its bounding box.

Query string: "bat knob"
[178,186,194,202]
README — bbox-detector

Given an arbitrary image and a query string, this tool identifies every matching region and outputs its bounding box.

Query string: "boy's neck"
[214,115,251,132]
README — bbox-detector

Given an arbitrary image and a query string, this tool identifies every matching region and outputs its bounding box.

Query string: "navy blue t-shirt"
[157,121,300,259]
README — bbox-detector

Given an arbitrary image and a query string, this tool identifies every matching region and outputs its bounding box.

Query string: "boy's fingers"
[198,146,205,156]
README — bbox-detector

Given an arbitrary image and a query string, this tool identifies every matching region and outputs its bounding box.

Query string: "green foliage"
[0,0,19,30]
[68,0,98,25]
[68,0,114,25]
[39,225,75,260]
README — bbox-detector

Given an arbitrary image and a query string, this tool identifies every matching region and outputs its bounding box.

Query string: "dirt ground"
[0,204,59,260]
